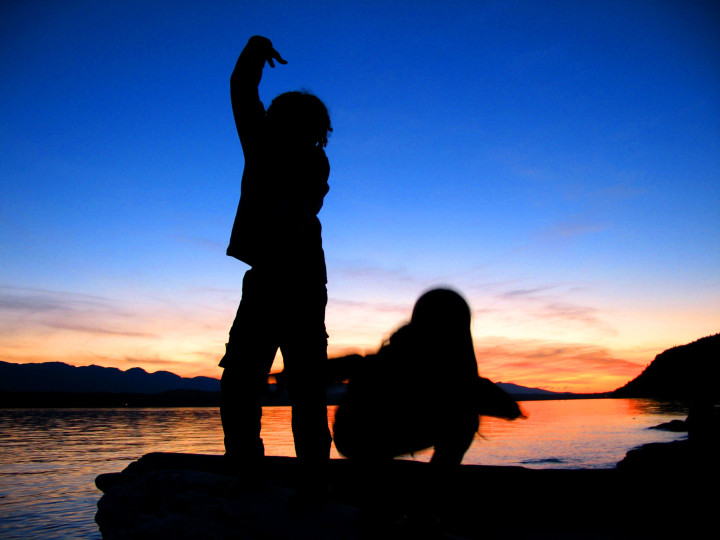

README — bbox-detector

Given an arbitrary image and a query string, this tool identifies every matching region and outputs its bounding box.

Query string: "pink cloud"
[474,338,644,393]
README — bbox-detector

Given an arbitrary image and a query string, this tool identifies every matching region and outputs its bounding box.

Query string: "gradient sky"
[2,0,719,393]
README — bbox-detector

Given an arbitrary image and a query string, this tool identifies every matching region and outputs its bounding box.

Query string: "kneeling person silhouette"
[332,288,523,533]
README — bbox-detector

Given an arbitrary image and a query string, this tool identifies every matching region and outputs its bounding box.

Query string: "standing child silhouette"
[220,36,333,496]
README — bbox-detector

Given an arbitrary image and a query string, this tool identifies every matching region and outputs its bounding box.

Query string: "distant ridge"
[495,382,556,396]
[0,359,574,406]
[0,361,220,394]
[612,333,720,400]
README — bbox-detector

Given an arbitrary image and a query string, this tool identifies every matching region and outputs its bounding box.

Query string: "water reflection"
[466,398,687,469]
[622,398,691,416]
[0,399,688,539]
[0,408,226,539]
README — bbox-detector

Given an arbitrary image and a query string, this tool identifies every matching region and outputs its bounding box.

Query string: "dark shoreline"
[95,445,715,539]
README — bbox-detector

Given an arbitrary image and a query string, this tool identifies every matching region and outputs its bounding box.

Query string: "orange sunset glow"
[1,283,714,393]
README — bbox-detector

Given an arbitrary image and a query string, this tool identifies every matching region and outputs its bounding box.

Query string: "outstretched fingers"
[267,48,287,68]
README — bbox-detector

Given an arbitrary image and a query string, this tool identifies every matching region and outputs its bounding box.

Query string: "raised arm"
[475,377,524,420]
[230,36,287,154]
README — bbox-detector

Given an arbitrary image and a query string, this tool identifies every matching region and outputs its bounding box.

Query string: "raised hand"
[266,46,287,68]
[248,35,287,68]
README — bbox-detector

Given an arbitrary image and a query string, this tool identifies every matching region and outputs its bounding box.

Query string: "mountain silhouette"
[613,333,720,400]
[0,358,564,401]
[494,382,558,396]
[17,331,717,404]
[0,361,220,394]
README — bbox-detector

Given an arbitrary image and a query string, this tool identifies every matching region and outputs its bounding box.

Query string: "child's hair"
[411,288,472,333]
[408,288,478,378]
[267,91,332,147]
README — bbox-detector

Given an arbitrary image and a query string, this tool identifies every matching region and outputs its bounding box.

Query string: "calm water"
[0,399,687,539]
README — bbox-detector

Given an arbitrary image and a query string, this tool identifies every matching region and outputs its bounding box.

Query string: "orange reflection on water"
[464,398,687,468]
[0,400,688,537]
[268,399,687,469]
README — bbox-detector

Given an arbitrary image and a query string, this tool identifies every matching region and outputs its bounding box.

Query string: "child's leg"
[220,270,279,473]
[283,344,332,473]
[220,345,277,465]
[280,282,332,492]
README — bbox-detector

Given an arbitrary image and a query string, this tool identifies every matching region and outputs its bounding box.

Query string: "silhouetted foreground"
[220,34,334,493]
[96,440,715,539]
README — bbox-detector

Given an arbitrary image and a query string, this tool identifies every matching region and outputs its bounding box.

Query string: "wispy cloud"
[0,285,112,313]
[489,282,615,337]
[170,235,225,251]
[0,294,64,312]
[500,286,554,299]
[0,285,146,338]
[546,220,607,239]
[329,297,410,314]
[536,301,606,328]
[44,322,154,338]
[331,261,422,285]
[475,337,643,393]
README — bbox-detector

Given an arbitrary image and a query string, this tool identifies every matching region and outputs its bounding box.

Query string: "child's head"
[409,287,477,376]
[267,91,332,148]
[411,288,472,336]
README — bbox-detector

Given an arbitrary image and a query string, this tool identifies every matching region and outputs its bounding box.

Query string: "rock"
[616,439,692,472]
[649,419,687,432]
[97,471,359,539]
[96,452,714,539]
[96,455,362,540]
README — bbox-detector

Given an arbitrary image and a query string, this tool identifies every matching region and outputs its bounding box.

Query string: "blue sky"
[1,0,719,392]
